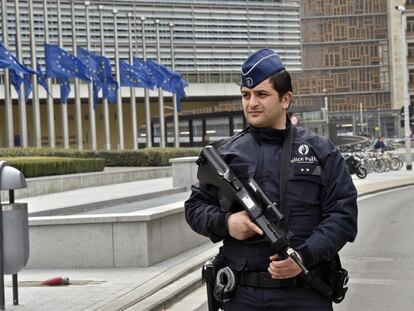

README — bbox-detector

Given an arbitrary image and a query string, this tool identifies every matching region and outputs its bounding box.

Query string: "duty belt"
[238,271,302,288]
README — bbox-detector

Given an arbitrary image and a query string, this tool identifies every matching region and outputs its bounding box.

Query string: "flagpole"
[1,0,14,148]
[169,22,180,148]
[113,8,125,150]
[58,0,70,149]
[141,16,152,148]
[84,1,97,150]
[14,0,28,148]
[28,0,41,148]
[155,19,166,148]
[0,4,8,305]
[127,13,138,150]
[43,0,56,148]
[70,0,82,150]
[98,5,111,151]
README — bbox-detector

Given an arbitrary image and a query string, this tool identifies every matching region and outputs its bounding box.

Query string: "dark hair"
[269,69,292,99]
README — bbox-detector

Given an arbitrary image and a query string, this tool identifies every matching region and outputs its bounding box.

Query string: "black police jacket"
[185,125,358,272]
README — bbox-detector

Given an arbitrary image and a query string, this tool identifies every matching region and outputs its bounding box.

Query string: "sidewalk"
[3,169,414,311]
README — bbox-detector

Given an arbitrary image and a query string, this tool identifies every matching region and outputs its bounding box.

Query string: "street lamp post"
[396,5,412,170]
[322,88,329,137]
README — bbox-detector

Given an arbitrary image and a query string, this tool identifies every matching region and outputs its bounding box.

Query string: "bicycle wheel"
[390,157,403,170]
[356,167,367,179]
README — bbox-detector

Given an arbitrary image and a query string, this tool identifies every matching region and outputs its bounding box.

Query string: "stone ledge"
[27,202,208,268]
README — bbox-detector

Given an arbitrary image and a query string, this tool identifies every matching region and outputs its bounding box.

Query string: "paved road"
[170,185,414,311]
[336,185,414,311]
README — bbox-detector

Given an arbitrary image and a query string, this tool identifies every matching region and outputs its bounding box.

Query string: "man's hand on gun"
[227,211,263,240]
[268,254,302,279]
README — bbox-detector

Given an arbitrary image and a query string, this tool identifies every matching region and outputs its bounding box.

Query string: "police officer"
[185,48,358,311]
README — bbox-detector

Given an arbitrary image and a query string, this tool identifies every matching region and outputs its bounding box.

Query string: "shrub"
[0,157,105,178]
[0,147,201,167]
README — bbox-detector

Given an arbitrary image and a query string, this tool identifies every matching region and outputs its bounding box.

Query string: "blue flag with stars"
[10,70,32,101]
[1,40,37,101]
[36,62,50,95]
[59,77,71,104]
[77,47,116,107]
[145,60,188,112]
[174,78,189,112]
[0,41,36,75]
[106,76,119,104]
[44,43,91,82]
[144,60,167,88]
[77,47,101,108]
[119,60,154,89]
[157,63,183,93]
[133,57,158,88]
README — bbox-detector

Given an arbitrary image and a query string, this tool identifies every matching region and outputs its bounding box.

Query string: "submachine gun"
[198,145,336,310]
[197,145,308,274]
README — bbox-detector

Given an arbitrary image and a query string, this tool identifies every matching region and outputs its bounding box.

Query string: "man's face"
[241,79,291,129]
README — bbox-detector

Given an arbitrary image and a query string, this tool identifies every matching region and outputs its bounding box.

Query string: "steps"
[96,243,221,311]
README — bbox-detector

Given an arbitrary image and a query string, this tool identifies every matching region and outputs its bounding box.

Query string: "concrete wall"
[2,166,171,200]
[27,203,208,268]
[169,157,198,189]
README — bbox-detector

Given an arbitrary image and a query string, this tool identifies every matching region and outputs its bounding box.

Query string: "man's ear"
[281,92,292,109]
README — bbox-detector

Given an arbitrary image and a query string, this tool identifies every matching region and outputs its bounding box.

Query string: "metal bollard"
[0,161,28,309]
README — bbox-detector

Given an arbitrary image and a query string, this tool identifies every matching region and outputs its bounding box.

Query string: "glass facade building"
[1,0,301,84]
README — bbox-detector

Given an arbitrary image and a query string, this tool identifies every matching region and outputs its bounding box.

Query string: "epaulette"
[210,127,249,149]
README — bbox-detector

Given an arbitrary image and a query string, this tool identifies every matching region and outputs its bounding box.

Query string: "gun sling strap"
[237,124,336,298]
[279,125,343,299]
[279,124,295,219]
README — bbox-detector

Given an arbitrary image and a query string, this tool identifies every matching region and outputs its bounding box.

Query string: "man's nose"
[249,94,259,107]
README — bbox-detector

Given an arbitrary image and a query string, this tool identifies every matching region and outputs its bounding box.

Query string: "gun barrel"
[203,145,230,178]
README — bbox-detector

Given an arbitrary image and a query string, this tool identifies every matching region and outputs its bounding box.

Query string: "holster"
[317,254,349,304]
[201,249,226,311]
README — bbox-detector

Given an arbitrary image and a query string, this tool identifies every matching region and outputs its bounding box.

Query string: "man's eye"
[242,93,250,98]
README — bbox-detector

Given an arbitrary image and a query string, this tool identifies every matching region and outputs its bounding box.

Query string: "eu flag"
[44,43,91,82]
[0,41,36,75]
[106,76,119,104]
[95,55,114,103]
[119,60,154,89]
[144,60,166,87]
[10,70,32,101]
[59,77,71,104]
[157,64,183,93]
[145,60,183,93]
[78,47,101,108]
[144,60,188,111]
[133,57,157,88]
[175,79,189,112]
[36,62,50,95]
[77,47,116,107]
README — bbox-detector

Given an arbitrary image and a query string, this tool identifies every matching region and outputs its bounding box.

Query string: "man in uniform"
[185,48,358,311]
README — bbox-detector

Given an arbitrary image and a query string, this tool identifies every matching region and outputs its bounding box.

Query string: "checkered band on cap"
[241,48,285,88]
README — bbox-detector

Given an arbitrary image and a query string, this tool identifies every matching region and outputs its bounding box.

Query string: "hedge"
[0,157,106,178]
[0,147,201,167]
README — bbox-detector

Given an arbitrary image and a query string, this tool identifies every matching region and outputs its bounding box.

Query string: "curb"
[357,179,414,198]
